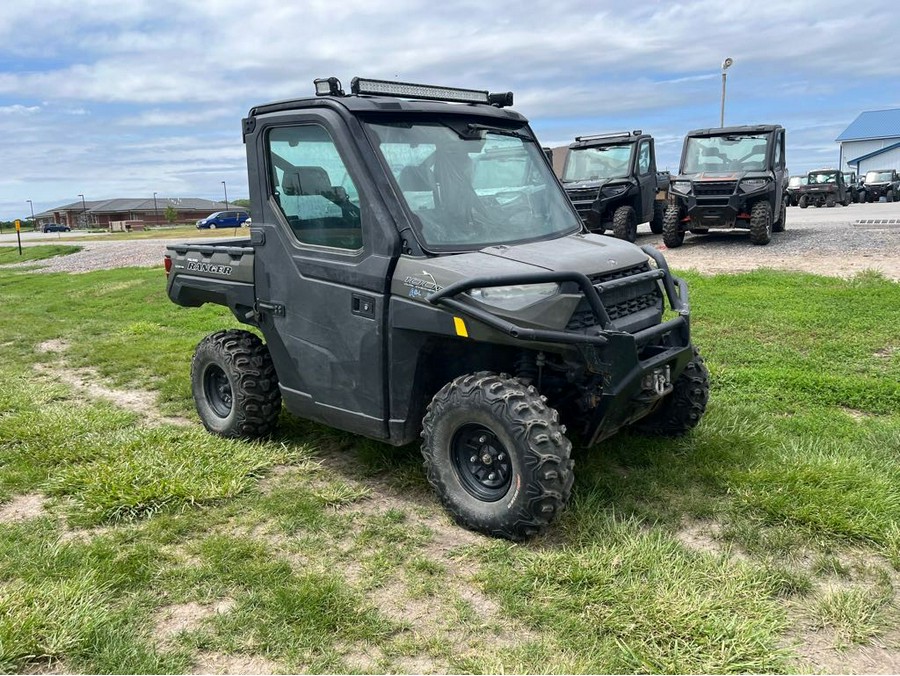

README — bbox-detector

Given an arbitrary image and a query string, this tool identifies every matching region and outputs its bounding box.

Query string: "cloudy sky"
[1,0,897,220]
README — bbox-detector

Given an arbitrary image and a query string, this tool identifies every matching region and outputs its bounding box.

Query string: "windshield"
[866,171,892,183]
[562,144,633,182]
[808,171,838,184]
[366,119,580,250]
[682,134,770,173]
[788,176,806,187]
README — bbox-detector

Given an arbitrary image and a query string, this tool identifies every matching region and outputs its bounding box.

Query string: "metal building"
[836,108,900,176]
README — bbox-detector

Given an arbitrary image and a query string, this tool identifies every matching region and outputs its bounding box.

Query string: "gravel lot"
[3,202,899,279]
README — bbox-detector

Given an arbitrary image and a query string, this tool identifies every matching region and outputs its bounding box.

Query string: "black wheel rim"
[203,364,233,418]
[451,424,512,502]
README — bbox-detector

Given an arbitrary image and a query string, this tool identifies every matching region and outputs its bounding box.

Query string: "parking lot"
[2,201,899,279]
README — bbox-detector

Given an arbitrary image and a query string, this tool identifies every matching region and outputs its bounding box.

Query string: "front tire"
[749,200,772,245]
[191,329,282,438]
[798,195,809,209]
[421,372,573,540]
[611,205,637,243]
[826,194,836,208]
[634,347,709,436]
[662,205,684,248]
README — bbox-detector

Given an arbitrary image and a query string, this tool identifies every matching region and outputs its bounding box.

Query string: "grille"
[566,187,600,202]
[694,181,736,197]
[566,262,661,330]
[566,292,659,329]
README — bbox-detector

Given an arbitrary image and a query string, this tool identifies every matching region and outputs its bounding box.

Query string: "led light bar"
[351,77,490,104]
[574,131,638,142]
[314,77,344,97]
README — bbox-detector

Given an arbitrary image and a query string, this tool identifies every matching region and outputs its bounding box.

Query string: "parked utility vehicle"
[560,131,667,242]
[785,175,807,206]
[862,169,899,202]
[165,77,709,540]
[797,169,851,208]
[664,125,787,246]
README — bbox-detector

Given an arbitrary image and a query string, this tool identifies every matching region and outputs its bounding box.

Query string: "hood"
[392,233,650,300]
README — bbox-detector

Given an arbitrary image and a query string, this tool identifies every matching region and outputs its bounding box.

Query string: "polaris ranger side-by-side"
[560,131,667,242]
[797,169,852,208]
[862,169,899,202]
[664,125,787,247]
[165,77,709,540]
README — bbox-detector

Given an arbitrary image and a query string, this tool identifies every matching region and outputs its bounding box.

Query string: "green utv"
[165,77,709,540]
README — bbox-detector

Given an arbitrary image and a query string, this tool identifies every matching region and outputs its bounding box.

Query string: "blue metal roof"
[846,140,900,166]
[836,108,900,142]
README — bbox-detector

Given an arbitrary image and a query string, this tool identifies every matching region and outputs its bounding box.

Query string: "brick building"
[34,197,237,228]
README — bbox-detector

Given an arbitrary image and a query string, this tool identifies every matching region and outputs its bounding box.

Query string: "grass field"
[0,262,898,673]
[0,245,82,264]
[72,225,246,242]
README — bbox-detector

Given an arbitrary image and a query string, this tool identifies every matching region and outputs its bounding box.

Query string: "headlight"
[740,178,769,192]
[601,185,628,197]
[469,283,559,311]
[670,180,691,194]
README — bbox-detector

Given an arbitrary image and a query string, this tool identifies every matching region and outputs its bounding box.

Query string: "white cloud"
[0,0,897,217]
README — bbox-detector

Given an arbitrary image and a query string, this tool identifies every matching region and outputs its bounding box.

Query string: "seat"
[282,166,332,196]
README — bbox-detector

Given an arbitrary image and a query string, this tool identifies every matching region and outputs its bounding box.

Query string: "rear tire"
[650,200,666,234]
[611,205,637,243]
[662,205,684,248]
[191,329,282,438]
[749,200,772,245]
[634,347,709,436]
[421,372,573,540]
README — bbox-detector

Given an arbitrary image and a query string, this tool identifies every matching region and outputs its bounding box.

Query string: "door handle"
[351,294,376,318]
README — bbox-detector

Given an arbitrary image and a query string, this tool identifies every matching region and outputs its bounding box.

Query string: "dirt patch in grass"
[790,627,900,674]
[37,339,70,354]
[32,362,191,427]
[0,493,47,523]
[672,519,753,562]
[191,651,279,675]
[154,599,236,644]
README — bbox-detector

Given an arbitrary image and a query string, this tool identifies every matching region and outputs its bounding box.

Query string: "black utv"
[785,175,807,206]
[797,169,852,208]
[664,125,787,247]
[165,77,709,541]
[862,169,899,202]
[560,131,667,242]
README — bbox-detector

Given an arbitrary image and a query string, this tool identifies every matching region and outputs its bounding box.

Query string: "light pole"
[27,199,35,232]
[78,194,87,229]
[720,57,733,128]
[153,192,159,225]
[221,181,229,210]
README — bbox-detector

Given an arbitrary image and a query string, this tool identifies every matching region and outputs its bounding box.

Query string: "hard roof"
[685,124,781,137]
[836,108,900,142]
[249,94,527,123]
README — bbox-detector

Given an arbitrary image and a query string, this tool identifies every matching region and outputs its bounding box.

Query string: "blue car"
[41,223,71,233]
[196,211,250,229]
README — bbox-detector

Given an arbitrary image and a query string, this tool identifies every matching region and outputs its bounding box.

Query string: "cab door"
[635,139,656,221]
[247,110,397,439]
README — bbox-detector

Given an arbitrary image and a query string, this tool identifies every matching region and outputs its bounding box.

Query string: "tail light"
[164,255,172,276]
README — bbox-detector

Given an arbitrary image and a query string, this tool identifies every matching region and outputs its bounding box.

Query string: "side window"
[774,134,784,169]
[637,140,651,175]
[267,125,362,250]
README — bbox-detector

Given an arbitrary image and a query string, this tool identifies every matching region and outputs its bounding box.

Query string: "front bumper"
[427,246,694,445]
